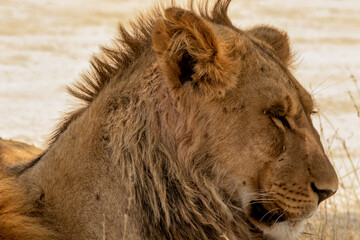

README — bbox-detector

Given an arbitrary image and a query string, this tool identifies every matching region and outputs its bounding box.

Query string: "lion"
[0,138,42,165]
[1,1,338,239]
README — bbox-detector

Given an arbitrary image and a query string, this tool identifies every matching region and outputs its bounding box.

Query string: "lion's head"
[152,6,338,239]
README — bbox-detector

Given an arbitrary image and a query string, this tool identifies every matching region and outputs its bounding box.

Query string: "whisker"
[312,81,339,97]
[310,75,340,97]
[241,199,276,207]
[257,192,276,196]
[274,207,288,225]
[246,201,274,206]
[241,201,275,210]
[245,191,277,198]
[260,208,281,222]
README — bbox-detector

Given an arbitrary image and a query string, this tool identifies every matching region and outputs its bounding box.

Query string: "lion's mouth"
[249,201,287,226]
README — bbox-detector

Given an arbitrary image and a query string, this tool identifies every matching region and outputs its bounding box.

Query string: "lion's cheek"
[247,123,285,159]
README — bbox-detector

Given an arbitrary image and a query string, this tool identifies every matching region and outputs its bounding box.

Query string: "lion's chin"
[247,202,316,240]
[247,204,304,239]
[261,220,304,240]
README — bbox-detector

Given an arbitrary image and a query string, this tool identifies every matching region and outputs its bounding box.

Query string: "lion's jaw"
[262,221,304,240]
[235,184,302,240]
[239,187,319,240]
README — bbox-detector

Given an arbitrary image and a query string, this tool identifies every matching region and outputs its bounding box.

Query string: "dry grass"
[300,74,360,240]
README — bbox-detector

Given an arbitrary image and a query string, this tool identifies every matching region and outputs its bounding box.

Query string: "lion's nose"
[311,182,336,204]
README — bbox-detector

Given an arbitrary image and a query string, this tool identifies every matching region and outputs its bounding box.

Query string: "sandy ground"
[0,0,359,238]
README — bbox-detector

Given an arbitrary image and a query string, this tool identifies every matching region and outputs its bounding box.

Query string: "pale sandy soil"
[0,0,359,239]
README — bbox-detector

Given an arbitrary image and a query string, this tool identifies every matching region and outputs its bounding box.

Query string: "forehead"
[220,28,314,114]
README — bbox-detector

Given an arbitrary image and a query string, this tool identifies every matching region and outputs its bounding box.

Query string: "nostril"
[311,183,336,204]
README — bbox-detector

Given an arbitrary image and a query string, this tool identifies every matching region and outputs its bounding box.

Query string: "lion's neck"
[107,65,258,239]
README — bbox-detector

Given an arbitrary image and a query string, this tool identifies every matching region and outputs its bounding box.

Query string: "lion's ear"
[248,26,292,65]
[152,8,238,97]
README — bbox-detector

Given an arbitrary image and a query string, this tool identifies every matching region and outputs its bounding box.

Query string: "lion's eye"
[274,115,291,129]
[264,109,291,130]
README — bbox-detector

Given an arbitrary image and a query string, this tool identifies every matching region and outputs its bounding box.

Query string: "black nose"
[311,183,336,204]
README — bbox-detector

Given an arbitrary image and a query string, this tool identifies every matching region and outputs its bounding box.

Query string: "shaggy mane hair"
[50,0,233,145]
[0,167,55,240]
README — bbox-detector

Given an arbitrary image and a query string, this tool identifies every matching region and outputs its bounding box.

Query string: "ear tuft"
[152,8,239,97]
[248,26,292,65]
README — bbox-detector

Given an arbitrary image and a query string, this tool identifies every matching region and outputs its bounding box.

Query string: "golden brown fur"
[0,138,42,165]
[0,167,54,240]
[0,1,338,239]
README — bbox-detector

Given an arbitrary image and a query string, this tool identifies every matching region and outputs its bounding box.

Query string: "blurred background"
[0,0,359,239]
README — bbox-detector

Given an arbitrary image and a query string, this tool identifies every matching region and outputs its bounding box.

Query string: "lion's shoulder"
[0,165,55,240]
[0,138,42,165]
